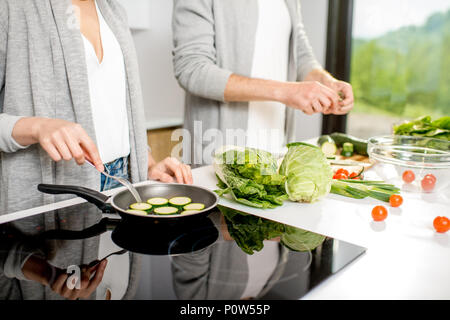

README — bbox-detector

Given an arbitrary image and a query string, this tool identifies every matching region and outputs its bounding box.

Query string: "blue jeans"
[100,157,129,192]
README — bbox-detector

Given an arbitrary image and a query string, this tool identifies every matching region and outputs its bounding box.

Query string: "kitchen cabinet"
[147,127,182,163]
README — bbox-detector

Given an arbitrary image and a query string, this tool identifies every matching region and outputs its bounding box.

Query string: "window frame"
[321,0,354,135]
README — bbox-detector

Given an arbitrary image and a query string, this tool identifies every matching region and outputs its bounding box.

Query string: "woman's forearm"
[11,117,43,147]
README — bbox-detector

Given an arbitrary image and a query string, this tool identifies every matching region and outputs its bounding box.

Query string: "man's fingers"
[339,84,354,106]
[303,106,314,115]
[311,100,323,113]
[335,103,354,115]
[323,86,340,109]
[318,95,331,110]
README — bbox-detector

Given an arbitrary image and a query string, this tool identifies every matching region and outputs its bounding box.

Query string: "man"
[172,0,354,165]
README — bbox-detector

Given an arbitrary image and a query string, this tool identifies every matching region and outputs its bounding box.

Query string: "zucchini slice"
[126,209,148,216]
[129,203,152,212]
[169,197,192,208]
[321,142,337,157]
[147,197,169,207]
[181,210,201,215]
[183,203,205,211]
[154,206,179,215]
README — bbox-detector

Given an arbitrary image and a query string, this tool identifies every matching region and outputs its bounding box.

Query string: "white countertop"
[192,165,450,300]
[2,162,450,299]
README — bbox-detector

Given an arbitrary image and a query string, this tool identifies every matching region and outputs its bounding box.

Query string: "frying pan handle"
[38,184,113,212]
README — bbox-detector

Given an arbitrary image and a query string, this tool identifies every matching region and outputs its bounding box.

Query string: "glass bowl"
[367,135,450,193]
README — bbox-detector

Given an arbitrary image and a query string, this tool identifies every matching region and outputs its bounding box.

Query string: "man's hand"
[278,81,341,115]
[305,69,355,115]
[148,156,193,184]
[323,79,354,115]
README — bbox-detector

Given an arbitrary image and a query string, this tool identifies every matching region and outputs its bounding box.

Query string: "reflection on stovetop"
[0,205,366,300]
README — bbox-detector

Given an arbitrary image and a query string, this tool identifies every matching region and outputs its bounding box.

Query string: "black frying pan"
[37,183,219,225]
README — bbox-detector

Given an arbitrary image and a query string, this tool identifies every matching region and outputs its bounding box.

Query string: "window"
[347,0,450,139]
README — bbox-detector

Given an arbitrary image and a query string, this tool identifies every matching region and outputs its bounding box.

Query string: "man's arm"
[223,74,341,115]
[172,0,232,102]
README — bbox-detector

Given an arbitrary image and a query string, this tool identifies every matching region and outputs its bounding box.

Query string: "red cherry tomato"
[372,206,388,222]
[333,173,348,180]
[433,216,450,233]
[336,168,350,177]
[389,194,403,207]
[421,176,436,192]
[402,170,415,184]
[424,174,436,183]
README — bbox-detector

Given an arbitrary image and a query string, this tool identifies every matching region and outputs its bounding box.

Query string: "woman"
[172,0,354,164]
[0,0,191,299]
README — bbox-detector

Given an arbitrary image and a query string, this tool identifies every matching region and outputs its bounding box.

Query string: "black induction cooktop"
[0,205,366,300]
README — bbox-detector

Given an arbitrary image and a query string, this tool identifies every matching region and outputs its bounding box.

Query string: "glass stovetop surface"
[0,203,366,300]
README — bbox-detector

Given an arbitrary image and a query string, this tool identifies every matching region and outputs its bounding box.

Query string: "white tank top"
[82,1,130,164]
[246,0,292,156]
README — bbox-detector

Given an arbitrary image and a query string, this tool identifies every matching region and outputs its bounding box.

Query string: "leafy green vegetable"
[219,206,285,255]
[281,226,326,252]
[219,206,326,255]
[394,116,450,141]
[214,147,288,209]
[279,143,334,203]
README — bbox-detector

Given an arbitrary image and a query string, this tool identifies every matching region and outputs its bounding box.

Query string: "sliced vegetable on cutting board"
[318,135,337,157]
[329,132,369,156]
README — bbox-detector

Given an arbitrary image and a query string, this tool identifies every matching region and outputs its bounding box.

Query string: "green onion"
[330,179,400,202]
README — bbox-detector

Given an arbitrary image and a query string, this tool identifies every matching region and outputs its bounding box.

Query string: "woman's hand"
[50,260,107,300]
[148,156,193,184]
[22,255,107,300]
[12,117,104,171]
[278,81,341,115]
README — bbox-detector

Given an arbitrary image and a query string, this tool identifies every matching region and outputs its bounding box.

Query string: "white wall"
[295,0,329,141]
[130,0,185,122]
[129,0,329,136]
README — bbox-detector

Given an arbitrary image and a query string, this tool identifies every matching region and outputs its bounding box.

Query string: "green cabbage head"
[279,143,333,203]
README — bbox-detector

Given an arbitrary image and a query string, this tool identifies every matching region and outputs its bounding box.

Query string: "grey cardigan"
[0,0,147,299]
[172,0,322,166]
